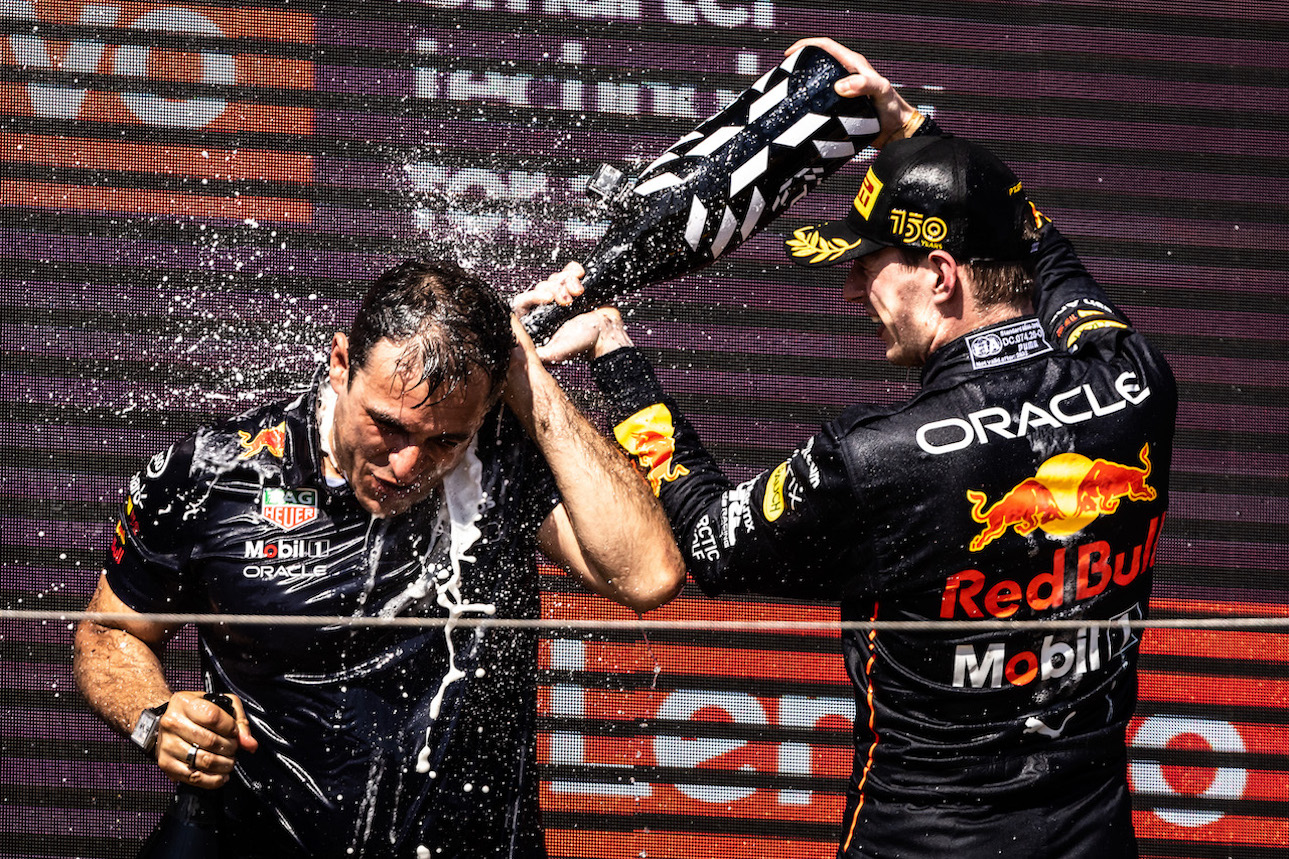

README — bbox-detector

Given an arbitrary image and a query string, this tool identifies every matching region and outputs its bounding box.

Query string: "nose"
[386,444,424,486]
[842,262,868,304]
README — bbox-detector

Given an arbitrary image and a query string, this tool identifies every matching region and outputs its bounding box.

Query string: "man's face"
[327,335,494,518]
[843,247,938,367]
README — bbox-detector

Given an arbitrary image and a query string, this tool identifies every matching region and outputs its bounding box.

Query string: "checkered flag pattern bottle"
[523,45,880,342]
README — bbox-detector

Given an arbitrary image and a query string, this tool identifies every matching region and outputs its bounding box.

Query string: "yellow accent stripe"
[842,601,882,854]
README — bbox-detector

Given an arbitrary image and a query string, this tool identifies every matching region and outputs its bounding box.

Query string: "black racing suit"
[592,224,1176,857]
[106,369,558,858]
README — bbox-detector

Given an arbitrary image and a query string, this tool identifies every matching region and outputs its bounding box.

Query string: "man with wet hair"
[345,257,516,405]
[530,38,1176,859]
[73,257,684,857]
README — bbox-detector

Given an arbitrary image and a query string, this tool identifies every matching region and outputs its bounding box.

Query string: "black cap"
[786,135,1034,267]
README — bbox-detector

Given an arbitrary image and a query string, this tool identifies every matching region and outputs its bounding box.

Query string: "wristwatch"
[130,702,169,755]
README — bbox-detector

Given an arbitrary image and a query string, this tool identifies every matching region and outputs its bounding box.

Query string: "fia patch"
[965,318,1053,370]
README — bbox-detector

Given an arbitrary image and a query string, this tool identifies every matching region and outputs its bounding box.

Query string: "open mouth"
[371,473,416,496]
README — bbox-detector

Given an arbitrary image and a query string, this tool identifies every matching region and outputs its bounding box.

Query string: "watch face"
[131,707,162,751]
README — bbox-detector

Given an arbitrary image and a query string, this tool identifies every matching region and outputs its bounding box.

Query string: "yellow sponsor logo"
[853,167,883,220]
[614,404,690,496]
[889,208,949,248]
[763,461,789,522]
[1066,318,1128,347]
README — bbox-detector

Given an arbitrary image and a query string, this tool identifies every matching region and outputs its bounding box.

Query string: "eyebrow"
[368,408,412,435]
[368,408,472,444]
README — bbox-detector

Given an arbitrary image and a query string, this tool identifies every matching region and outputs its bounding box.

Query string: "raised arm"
[513,268,860,600]
[785,37,926,146]
[503,310,685,612]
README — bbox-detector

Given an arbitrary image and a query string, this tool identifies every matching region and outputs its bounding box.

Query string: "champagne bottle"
[523,45,880,342]
[135,693,236,859]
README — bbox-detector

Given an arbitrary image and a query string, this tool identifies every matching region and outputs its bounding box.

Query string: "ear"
[926,250,961,307]
[329,333,350,393]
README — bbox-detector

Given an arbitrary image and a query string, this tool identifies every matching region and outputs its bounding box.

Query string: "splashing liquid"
[416,437,494,772]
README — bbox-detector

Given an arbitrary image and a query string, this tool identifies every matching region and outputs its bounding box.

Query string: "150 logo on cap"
[889,208,948,248]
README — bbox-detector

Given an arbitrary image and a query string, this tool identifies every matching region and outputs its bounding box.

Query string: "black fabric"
[837,753,1137,858]
[786,119,1038,266]
[107,368,558,858]
[595,223,1176,853]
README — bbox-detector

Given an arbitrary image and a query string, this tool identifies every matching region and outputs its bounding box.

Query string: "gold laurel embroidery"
[787,228,862,264]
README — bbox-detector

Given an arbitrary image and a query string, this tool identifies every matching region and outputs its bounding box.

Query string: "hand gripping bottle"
[135,693,236,859]
[522,45,879,342]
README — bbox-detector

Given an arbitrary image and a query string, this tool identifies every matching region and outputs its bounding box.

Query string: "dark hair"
[348,257,514,406]
[895,217,1041,309]
[960,258,1034,308]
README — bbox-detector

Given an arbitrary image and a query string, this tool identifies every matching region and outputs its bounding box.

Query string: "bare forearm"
[73,619,172,736]
[73,573,174,737]
[541,371,685,585]
[505,300,684,608]
[519,369,684,609]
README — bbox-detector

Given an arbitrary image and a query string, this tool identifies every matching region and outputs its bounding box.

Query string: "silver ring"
[185,742,200,769]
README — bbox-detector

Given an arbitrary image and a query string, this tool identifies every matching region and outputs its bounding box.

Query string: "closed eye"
[369,413,409,443]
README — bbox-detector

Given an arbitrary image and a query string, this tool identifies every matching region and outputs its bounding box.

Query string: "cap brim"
[785,221,887,268]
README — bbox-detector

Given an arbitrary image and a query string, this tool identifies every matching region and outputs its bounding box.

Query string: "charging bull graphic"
[614,404,690,496]
[239,422,288,460]
[967,444,1156,552]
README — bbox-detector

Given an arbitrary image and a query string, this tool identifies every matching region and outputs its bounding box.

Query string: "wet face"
[327,335,494,517]
[843,247,939,367]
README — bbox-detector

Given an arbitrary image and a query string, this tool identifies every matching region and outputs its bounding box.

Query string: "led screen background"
[1,1,1286,856]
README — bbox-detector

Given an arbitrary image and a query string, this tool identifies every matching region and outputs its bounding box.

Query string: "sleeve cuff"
[912,116,945,138]
[590,347,668,422]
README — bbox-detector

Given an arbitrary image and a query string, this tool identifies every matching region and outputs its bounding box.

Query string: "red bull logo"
[614,404,690,496]
[110,520,128,564]
[124,495,140,535]
[967,444,1156,552]
[239,422,287,460]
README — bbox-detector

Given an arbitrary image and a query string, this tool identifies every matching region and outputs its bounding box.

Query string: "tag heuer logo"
[260,487,318,531]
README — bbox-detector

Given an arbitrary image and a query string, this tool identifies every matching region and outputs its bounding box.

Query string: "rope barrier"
[5,608,1289,632]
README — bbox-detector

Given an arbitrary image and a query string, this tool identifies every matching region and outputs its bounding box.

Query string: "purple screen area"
[2,1,1286,856]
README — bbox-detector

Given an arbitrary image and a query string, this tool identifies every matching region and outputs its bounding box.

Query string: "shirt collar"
[921,316,1053,387]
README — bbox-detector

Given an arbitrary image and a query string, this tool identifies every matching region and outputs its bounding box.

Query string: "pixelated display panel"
[2,0,1287,856]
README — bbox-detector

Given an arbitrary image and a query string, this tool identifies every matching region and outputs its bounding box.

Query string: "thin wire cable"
[5,608,1289,632]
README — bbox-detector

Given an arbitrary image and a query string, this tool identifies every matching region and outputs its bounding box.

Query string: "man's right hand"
[74,575,258,790]
[512,262,634,364]
[784,38,924,148]
[153,691,257,789]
